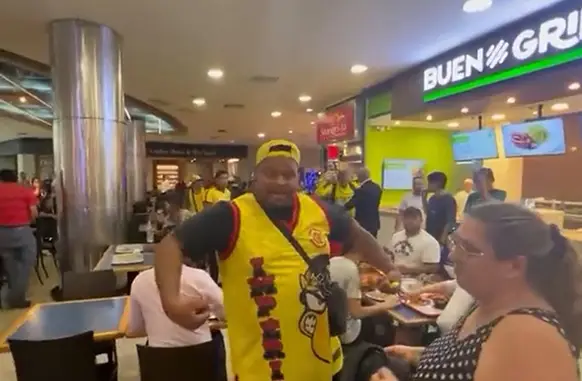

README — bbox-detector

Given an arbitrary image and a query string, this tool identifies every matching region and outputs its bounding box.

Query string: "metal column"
[49,19,127,272]
[126,118,147,213]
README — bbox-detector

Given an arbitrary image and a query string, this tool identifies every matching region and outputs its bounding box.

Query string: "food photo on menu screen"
[502,118,566,157]
[382,159,424,190]
[451,128,498,161]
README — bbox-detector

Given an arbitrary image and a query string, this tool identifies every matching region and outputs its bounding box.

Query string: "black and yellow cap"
[256,139,301,165]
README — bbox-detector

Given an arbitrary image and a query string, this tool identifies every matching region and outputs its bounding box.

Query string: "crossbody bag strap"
[258,203,312,266]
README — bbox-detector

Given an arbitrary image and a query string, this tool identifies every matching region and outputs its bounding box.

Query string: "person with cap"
[154,139,394,381]
[184,174,205,214]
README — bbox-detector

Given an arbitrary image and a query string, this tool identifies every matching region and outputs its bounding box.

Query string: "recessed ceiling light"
[426,115,433,121]
[18,96,27,103]
[448,122,460,128]
[394,120,401,125]
[461,107,469,114]
[350,64,368,74]
[491,113,506,121]
[271,111,282,118]
[229,140,235,143]
[288,130,293,134]
[551,103,569,111]
[207,68,224,79]
[310,121,315,125]
[506,97,516,104]
[317,112,326,119]
[568,82,580,90]
[298,95,312,103]
[533,111,538,115]
[463,0,492,13]
[306,108,313,112]
[192,97,206,106]
[257,133,265,138]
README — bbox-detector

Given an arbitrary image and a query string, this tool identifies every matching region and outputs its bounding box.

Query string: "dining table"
[0,296,130,353]
[359,265,440,345]
[94,244,155,273]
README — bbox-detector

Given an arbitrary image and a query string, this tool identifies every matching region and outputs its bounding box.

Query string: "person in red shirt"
[0,169,38,308]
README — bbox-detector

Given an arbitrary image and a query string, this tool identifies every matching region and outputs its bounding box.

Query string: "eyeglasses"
[447,235,484,257]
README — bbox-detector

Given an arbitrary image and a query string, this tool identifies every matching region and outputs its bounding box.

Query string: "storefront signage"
[316,103,355,144]
[423,5,582,102]
[145,142,248,158]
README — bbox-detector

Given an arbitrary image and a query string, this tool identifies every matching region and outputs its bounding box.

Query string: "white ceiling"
[0,0,564,146]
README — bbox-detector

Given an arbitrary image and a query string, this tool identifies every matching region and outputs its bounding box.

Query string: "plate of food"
[115,244,144,254]
[365,290,387,302]
[111,252,144,265]
[402,293,445,317]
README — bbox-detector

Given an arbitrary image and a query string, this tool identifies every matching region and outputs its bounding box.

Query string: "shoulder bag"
[260,205,348,336]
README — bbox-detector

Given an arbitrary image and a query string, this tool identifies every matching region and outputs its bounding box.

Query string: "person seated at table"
[373,202,582,381]
[388,207,440,276]
[126,257,225,347]
[330,249,399,347]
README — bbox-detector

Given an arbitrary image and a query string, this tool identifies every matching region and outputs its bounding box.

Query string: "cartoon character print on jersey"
[297,254,333,363]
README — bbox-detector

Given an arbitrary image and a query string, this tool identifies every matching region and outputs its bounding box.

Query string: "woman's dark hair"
[41,179,53,195]
[0,169,18,182]
[467,202,582,349]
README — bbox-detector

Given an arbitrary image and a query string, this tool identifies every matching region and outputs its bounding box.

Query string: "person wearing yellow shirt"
[317,169,358,208]
[154,139,395,381]
[184,174,205,214]
[204,170,231,206]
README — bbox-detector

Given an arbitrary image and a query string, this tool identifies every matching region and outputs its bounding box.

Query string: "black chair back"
[36,216,58,240]
[9,331,98,381]
[62,270,117,301]
[136,341,219,381]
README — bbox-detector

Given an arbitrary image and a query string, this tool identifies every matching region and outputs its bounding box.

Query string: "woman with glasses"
[371,202,581,381]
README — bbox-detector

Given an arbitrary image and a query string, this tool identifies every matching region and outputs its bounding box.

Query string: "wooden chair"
[9,331,98,381]
[136,341,219,381]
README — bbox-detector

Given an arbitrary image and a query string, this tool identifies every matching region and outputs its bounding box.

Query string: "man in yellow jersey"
[154,140,394,381]
[184,174,205,214]
[316,169,358,207]
[204,170,231,206]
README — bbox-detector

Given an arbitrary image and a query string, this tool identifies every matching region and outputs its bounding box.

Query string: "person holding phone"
[463,168,506,213]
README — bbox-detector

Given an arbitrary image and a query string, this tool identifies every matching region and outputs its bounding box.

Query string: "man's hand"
[163,294,210,330]
[369,367,399,381]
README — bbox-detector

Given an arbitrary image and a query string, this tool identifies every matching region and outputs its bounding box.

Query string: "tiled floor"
[0,259,146,381]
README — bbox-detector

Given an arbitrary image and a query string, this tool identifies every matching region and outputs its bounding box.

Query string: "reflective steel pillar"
[49,19,126,272]
[126,118,146,213]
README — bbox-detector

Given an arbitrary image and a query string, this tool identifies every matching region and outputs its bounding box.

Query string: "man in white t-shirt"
[390,206,441,275]
[329,253,399,345]
[396,176,425,231]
